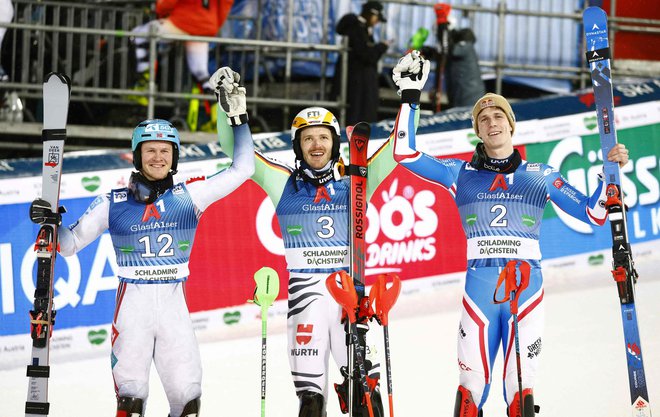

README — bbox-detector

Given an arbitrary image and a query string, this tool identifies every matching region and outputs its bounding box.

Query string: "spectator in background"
[0,0,14,81]
[333,0,390,125]
[445,27,486,108]
[130,0,234,105]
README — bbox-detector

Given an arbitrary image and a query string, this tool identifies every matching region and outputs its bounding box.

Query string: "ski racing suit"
[218,113,397,412]
[58,124,254,416]
[392,103,609,410]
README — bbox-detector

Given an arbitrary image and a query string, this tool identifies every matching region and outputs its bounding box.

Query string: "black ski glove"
[29,198,66,226]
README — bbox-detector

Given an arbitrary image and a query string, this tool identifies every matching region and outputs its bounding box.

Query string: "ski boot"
[454,385,483,417]
[168,397,200,417]
[116,396,143,417]
[507,388,539,417]
[298,391,324,417]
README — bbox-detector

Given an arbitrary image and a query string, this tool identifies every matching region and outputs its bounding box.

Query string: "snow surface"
[1,266,658,417]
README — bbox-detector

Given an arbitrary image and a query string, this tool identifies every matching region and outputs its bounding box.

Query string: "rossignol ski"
[583,7,652,417]
[25,73,71,417]
[327,122,377,417]
[346,121,373,417]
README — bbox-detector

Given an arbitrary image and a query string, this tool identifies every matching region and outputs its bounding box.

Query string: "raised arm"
[186,67,255,211]
[391,51,463,193]
[212,67,291,207]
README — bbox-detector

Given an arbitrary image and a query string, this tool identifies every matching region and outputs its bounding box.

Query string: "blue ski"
[583,7,651,417]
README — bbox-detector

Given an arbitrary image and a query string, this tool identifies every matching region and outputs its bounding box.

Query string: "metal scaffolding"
[0,0,658,155]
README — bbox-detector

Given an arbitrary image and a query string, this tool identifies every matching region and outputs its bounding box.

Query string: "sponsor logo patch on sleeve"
[185,176,206,185]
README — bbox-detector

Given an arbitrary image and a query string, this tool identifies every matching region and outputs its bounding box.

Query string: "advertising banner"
[1,79,659,368]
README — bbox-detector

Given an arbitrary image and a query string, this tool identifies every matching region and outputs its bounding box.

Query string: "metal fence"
[0,0,658,150]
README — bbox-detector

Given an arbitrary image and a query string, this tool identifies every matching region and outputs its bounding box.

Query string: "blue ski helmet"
[131,119,180,173]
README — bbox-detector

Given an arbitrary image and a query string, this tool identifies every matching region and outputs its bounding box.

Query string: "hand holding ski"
[583,7,651,416]
[29,199,65,226]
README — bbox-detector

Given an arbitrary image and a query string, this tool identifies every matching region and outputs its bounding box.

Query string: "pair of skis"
[326,123,401,417]
[583,7,652,417]
[25,73,71,416]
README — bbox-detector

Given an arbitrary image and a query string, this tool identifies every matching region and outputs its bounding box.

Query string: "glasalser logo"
[476,192,523,200]
[130,221,177,232]
[302,203,347,212]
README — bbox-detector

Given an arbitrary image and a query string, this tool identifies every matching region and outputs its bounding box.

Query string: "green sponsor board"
[524,124,660,220]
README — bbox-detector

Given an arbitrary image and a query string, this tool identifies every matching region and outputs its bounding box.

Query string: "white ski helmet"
[290,107,341,161]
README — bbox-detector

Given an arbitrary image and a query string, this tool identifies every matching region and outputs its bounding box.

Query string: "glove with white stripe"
[392,50,430,104]
[209,67,249,126]
[30,198,65,226]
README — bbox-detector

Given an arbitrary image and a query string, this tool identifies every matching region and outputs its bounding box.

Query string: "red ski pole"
[369,274,401,417]
[493,260,531,417]
[326,271,375,417]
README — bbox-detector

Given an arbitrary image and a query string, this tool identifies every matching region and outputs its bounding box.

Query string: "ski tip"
[349,122,371,141]
[353,121,371,133]
[583,6,607,19]
[44,72,72,89]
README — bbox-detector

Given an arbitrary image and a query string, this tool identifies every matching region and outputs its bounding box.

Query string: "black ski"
[25,73,71,417]
[583,7,651,417]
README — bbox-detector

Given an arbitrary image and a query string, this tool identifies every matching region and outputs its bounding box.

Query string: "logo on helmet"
[144,123,173,133]
[306,110,321,119]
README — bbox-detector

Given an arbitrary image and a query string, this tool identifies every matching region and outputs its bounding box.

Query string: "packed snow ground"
[1,265,658,417]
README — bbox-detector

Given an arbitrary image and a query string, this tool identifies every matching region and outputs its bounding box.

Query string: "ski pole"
[433,3,452,112]
[493,260,530,417]
[369,274,401,417]
[326,270,375,417]
[249,267,280,417]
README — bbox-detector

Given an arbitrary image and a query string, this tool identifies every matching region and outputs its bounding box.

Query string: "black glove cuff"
[401,89,421,104]
[228,113,249,127]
